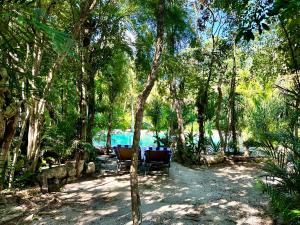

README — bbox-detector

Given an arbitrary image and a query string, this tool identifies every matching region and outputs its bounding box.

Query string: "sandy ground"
[23,162,273,225]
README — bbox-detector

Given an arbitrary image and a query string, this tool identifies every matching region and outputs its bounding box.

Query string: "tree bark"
[215,71,226,154]
[170,79,185,160]
[8,110,28,188]
[130,1,164,224]
[229,44,237,154]
[77,47,88,141]
[0,115,18,190]
[86,71,95,144]
[196,20,215,156]
[131,94,135,132]
[168,27,185,159]
[196,94,206,155]
[106,109,113,154]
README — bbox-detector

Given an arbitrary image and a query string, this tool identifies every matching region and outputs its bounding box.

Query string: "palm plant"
[258,132,300,224]
[207,136,221,153]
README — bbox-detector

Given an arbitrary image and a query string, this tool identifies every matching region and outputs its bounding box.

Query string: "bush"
[258,132,300,225]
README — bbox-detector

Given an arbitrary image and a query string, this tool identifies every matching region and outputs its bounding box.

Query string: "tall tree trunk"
[0,67,20,189]
[196,19,215,156]
[215,71,226,154]
[130,1,164,224]
[62,78,68,118]
[77,48,88,141]
[229,43,237,154]
[170,79,185,160]
[0,115,18,190]
[106,109,113,154]
[86,71,95,144]
[196,94,206,155]
[27,31,43,165]
[168,27,185,159]
[131,94,135,132]
[27,53,66,172]
[8,110,28,188]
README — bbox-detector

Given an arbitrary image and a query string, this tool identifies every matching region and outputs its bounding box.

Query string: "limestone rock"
[202,154,225,165]
[86,162,95,175]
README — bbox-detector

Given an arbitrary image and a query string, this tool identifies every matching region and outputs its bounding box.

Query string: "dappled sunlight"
[30,163,272,225]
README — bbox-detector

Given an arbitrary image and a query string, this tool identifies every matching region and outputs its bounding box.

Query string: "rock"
[66,161,76,177]
[77,160,85,176]
[24,213,34,222]
[38,160,84,193]
[86,162,95,175]
[47,165,68,179]
[202,154,225,165]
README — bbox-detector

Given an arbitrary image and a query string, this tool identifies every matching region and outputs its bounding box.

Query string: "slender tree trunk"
[215,73,225,154]
[27,54,66,172]
[131,95,135,132]
[0,67,19,186]
[62,78,68,117]
[106,109,113,154]
[0,115,18,190]
[130,1,164,224]
[77,49,88,141]
[155,128,162,147]
[295,99,299,138]
[196,23,215,156]
[8,110,28,188]
[229,44,237,154]
[86,71,95,144]
[170,79,185,160]
[197,95,206,156]
[168,27,185,159]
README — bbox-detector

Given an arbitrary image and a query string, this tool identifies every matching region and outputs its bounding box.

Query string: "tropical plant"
[257,131,300,225]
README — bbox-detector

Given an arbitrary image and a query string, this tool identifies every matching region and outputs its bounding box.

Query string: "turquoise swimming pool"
[93,131,162,148]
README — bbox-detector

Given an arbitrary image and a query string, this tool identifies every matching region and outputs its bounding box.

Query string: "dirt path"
[29,162,273,225]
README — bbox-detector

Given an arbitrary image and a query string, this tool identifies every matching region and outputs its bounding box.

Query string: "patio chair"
[144,150,171,175]
[114,147,142,174]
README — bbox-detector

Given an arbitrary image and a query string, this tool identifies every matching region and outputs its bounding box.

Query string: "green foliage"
[42,112,78,160]
[255,116,300,225]
[146,99,164,132]
[153,132,172,148]
[182,130,198,164]
[207,136,221,153]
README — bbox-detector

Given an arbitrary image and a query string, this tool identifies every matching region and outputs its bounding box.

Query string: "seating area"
[113,145,172,175]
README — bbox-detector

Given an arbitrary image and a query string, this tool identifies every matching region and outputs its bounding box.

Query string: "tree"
[102,51,129,152]
[130,0,165,223]
[26,0,98,172]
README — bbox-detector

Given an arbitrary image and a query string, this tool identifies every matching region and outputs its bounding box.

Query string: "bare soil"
[1,162,273,225]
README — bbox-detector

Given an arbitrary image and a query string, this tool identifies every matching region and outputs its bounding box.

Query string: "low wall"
[38,160,84,193]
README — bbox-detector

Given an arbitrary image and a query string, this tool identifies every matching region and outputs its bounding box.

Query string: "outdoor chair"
[114,147,142,174]
[144,150,171,175]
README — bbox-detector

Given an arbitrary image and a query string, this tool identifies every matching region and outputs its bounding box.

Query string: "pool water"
[93,131,163,148]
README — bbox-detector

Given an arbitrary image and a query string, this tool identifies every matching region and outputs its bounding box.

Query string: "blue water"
[93,131,161,148]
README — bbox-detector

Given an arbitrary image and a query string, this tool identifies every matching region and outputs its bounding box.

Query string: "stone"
[66,161,77,177]
[86,162,95,175]
[202,154,225,165]
[38,160,84,192]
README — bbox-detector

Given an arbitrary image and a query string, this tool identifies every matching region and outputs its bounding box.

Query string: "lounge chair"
[114,147,141,174]
[144,150,171,175]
